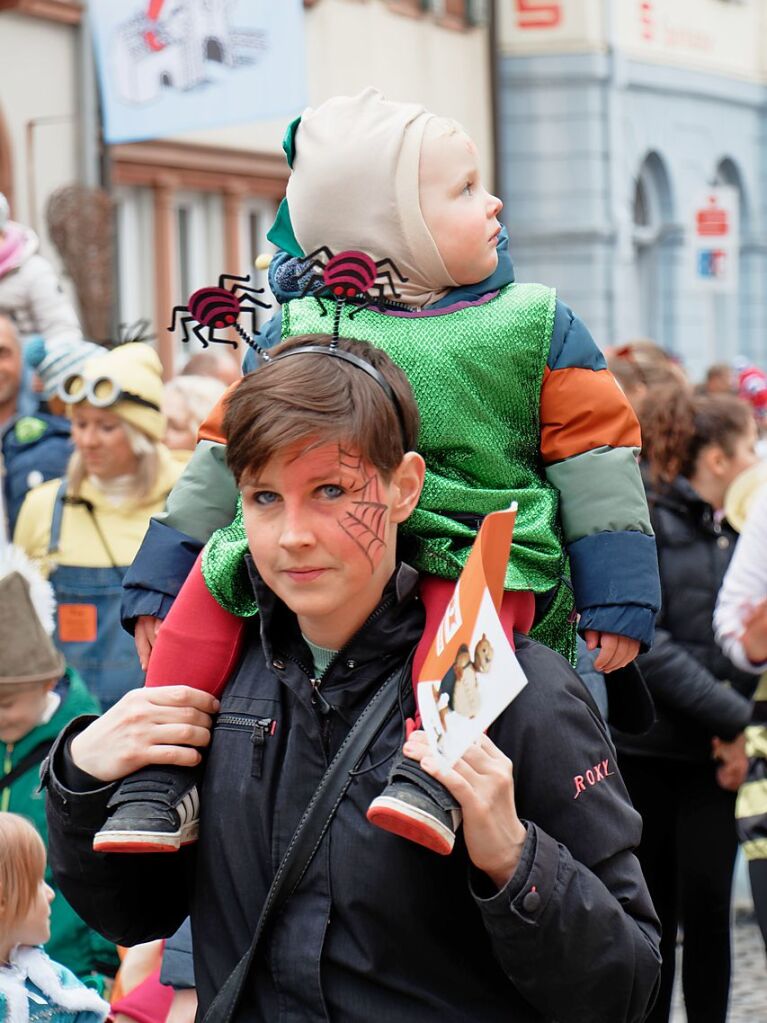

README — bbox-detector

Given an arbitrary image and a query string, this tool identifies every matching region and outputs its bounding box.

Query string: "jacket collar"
[245,558,424,712]
[267,227,515,309]
[648,473,731,533]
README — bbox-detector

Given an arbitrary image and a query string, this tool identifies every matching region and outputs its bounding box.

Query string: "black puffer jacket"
[614,475,754,762]
[45,564,660,1023]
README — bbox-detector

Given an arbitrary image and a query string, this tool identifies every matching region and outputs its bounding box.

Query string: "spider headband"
[271,345,410,449]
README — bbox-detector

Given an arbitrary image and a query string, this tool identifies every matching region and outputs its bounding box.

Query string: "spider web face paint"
[337,446,389,570]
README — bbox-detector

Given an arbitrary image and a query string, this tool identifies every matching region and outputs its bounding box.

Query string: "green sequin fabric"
[202,284,577,661]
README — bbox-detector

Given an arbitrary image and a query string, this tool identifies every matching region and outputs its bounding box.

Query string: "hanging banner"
[89,0,307,144]
[416,505,528,767]
[689,186,739,294]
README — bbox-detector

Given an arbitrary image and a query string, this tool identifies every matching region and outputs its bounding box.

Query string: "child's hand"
[584,630,639,673]
[135,614,162,671]
[70,686,220,783]
[403,730,527,890]
[740,598,767,664]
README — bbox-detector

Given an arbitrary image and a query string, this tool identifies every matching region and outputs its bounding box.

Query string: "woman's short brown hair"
[0,813,46,930]
[224,335,420,483]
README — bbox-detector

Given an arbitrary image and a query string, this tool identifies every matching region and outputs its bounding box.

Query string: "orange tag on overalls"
[58,604,97,643]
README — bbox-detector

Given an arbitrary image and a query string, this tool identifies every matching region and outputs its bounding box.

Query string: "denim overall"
[48,480,144,710]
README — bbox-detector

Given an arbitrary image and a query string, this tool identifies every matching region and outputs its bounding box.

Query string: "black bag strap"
[0,739,54,793]
[201,653,412,1023]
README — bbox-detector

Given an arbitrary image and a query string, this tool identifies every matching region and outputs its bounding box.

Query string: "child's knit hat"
[0,546,65,685]
[24,335,103,399]
[282,88,458,307]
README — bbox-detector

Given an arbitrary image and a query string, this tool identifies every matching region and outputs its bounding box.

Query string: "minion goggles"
[57,372,161,412]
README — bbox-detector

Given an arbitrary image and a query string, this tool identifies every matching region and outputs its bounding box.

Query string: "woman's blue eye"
[253,491,279,506]
[319,484,344,499]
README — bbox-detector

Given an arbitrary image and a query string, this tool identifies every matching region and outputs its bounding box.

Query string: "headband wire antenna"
[168,272,272,357]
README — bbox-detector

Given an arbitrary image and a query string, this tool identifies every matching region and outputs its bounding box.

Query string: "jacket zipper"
[284,593,397,757]
[217,714,275,778]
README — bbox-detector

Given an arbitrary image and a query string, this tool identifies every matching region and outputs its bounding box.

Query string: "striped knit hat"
[24,335,103,399]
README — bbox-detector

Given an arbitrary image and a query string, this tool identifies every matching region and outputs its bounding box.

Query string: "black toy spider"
[295,248,408,318]
[168,273,271,350]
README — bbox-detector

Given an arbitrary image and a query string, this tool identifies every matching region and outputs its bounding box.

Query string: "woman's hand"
[711,733,748,792]
[70,686,219,783]
[135,615,162,671]
[402,730,527,889]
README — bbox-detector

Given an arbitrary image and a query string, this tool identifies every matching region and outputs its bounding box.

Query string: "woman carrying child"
[108,90,659,855]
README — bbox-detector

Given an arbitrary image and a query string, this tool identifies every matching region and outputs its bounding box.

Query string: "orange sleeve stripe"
[540,366,641,465]
[197,382,238,445]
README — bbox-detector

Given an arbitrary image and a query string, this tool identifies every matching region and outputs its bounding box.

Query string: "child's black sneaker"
[92,765,200,854]
[366,757,461,855]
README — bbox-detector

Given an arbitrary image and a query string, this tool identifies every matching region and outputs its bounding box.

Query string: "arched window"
[713,157,754,364]
[628,152,675,346]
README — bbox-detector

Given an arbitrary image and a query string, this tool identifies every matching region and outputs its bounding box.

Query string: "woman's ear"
[390,452,425,524]
[701,443,728,478]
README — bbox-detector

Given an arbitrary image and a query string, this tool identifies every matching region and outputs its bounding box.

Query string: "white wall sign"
[497,0,605,55]
[689,186,739,293]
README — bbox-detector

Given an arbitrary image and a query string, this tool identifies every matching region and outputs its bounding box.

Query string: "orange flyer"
[416,504,528,767]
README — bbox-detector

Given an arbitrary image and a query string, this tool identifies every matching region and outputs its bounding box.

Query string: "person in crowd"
[0,548,118,988]
[44,335,660,1022]
[735,360,767,439]
[703,363,736,396]
[0,813,110,1023]
[606,339,689,415]
[13,343,183,710]
[714,461,767,951]
[180,350,240,388]
[613,384,759,1023]
[0,193,82,347]
[0,315,79,542]
[162,376,226,454]
[23,333,104,416]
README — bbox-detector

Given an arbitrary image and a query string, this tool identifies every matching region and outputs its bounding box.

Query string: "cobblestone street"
[671,915,766,1022]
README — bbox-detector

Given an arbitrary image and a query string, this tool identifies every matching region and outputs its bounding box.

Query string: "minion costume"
[13,344,183,709]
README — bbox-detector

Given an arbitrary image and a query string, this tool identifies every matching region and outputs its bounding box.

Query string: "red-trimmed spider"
[168,273,271,350]
[295,248,408,318]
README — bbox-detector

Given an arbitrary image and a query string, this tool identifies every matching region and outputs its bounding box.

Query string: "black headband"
[271,346,410,449]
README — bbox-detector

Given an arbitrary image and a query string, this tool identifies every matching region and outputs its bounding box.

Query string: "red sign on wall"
[639,1,655,42]
[696,196,729,237]
[515,0,562,30]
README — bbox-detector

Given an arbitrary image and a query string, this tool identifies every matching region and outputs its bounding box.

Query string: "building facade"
[0,0,491,374]
[498,0,767,379]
